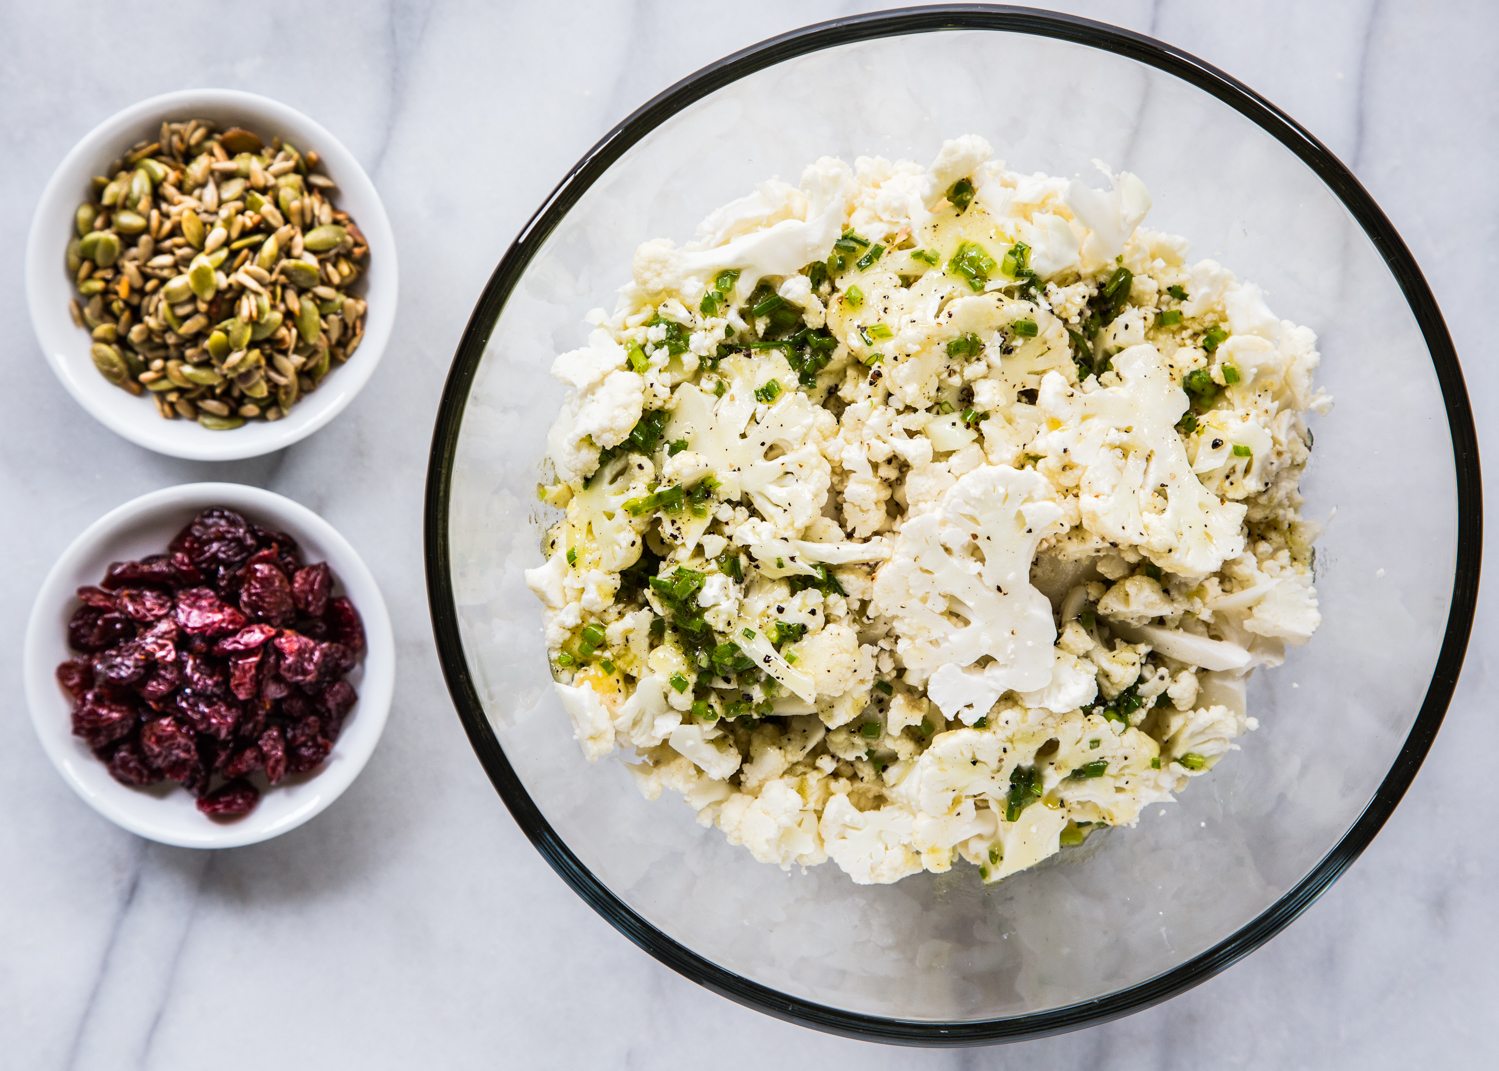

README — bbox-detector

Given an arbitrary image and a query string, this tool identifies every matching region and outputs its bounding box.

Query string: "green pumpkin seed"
[76,203,98,238]
[162,301,184,333]
[219,176,247,202]
[188,254,216,300]
[237,367,270,399]
[207,248,229,269]
[127,169,152,211]
[226,318,253,351]
[113,209,147,235]
[91,343,127,384]
[303,224,346,252]
[178,313,209,336]
[308,345,330,380]
[101,174,128,207]
[91,323,118,343]
[78,231,102,259]
[245,190,267,213]
[199,414,246,431]
[162,274,194,304]
[229,233,266,251]
[66,237,83,273]
[120,348,147,378]
[204,331,230,363]
[250,309,284,340]
[317,293,346,316]
[138,157,168,185]
[165,360,193,388]
[181,363,223,385]
[277,376,299,411]
[283,259,321,289]
[254,232,280,272]
[295,299,321,343]
[181,210,205,249]
[92,233,121,268]
[145,374,176,392]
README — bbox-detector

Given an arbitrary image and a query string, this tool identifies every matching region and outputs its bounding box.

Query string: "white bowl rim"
[25,88,399,461]
[24,482,396,848]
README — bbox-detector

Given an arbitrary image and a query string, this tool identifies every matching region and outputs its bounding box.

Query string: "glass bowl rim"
[423,4,1482,1046]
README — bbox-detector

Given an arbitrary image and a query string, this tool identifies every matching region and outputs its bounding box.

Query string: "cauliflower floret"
[819,795,923,884]
[717,778,827,869]
[874,465,1066,720]
[554,682,614,762]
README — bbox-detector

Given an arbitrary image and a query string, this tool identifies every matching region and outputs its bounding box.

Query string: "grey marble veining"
[0,2,1493,1068]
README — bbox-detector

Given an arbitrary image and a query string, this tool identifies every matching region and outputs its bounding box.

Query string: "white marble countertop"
[3,2,1493,1067]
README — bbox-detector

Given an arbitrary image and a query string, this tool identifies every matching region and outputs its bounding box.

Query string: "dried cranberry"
[138,660,183,702]
[252,525,304,576]
[115,587,174,622]
[174,588,247,636]
[238,561,295,626]
[213,623,277,654]
[318,679,357,739]
[237,699,270,741]
[76,586,117,610]
[227,651,262,701]
[259,726,288,784]
[140,716,199,781]
[285,715,332,774]
[170,508,258,571]
[71,692,138,749]
[106,739,162,787]
[223,744,263,779]
[317,641,356,681]
[136,617,179,662]
[291,563,332,617]
[181,650,224,695]
[273,631,324,684]
[56,655,94,699]
[175,690,240,741]
[180,757,211,797]
[293,615,329,640]
[68,607,135,652]
[102,555,182,591]
[93,642,149,686]
[325,596,366,656]
[196,778,260,818]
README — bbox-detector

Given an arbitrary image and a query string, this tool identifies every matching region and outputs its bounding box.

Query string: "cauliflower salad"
[525,136,1328,886]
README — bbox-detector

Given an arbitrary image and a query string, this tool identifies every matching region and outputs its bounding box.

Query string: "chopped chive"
[751,293,785,317]
[1157,308,1183,326]
[775,557,785,569]
[1011,318,1038,338]
[834,230,870,252]
[1151,756,1162,769]
[947,177,976,212]
[600,660,615,675]
[1202,326,1229,353]
[691,699,711,720]
[874,680,894,696]
[910,249,940,266]
[668,673,690,693]
[566,547,577,567]
[919,717,934,736]
[1177,413,1198,435]
[626,342,650,373]
[948,240,997,292]
[1069,759,1109,779]
[1143,563,1162,581]
[714,379,727,397]
[961,408,989,428]
[1080,609,1095,630]
[1222,363,1241,384]
[937,400,955,415]
[856,243,885,271]
[988,845,1000,864]
[754,379,783,404]
[667,438,688,456]
[742,628,756,640]
[1005,764,1042,822]
[1089,738,1101,749]
[712,268,739,294]
[1167,284,1188,300]
[866,323,893,341]
[1232,443,1252,457]
[844,285,864,308]
[860,720,881,739]
[974,716,989,729]
[946,332,982,358]
[581,623,605,647]
[1179,753,1207,770]
[556,652,575,667]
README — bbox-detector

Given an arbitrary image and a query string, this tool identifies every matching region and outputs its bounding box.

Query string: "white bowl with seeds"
[26,89,397,461]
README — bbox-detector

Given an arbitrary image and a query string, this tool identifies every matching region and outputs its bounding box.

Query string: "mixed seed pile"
[67,119,370,429]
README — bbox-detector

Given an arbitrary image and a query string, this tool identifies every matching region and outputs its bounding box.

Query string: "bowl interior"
[26,90,397,461]
[441,28,1463,1024]
[25,483,395,848]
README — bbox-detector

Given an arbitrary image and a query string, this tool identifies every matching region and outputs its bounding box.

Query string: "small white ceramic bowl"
[25,89,398,461]
[23,483,395,848]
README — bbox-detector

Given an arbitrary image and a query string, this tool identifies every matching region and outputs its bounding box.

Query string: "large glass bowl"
[424,7,1479,1044]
